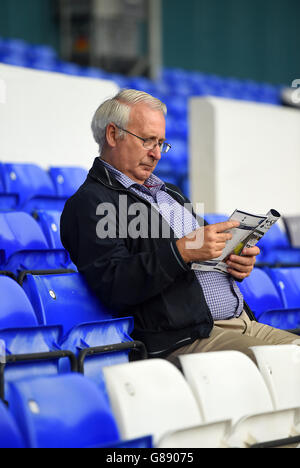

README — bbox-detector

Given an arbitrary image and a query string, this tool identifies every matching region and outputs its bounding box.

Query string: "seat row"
[0,271,146,393]
[0,210,74,276]
[0,37,282,106]
[0,162,87,213]
[1,346,300,448]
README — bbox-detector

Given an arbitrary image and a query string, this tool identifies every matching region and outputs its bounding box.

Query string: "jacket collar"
[88,157,125,189]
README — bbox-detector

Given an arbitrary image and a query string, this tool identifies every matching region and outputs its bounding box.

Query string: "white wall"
[0,64,119,169]
[190,96,300,217]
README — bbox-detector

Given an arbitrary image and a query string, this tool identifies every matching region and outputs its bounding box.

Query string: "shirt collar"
[99,158,166,193]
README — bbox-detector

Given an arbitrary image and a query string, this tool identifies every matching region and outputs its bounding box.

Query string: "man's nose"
[148,144,162,160]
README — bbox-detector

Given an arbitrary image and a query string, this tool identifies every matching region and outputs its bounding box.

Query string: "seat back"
[250,345,300,411]
[238,268,283,318]
[34,210,64,249]
[179,351,274,425]
[102,359,203,445]
[49,166,87,197]
[22,272,117,334]
[60,318,134,378]
[2,163,56,208]
[266,267,300,309]
[0,400,25,448]
[0,163,18,210]
[1,326,62,389]
[0,275,38,328]
[8,374,120,448]
[0,212,70,274]
[257,223,290,252]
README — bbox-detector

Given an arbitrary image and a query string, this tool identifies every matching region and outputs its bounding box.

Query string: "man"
[61,89,298,365]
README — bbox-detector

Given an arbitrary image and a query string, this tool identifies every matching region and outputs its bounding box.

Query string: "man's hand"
[176,221,240,264]
[226,246,260,280]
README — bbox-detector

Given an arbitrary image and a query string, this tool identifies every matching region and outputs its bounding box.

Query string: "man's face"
[110,103,166,184]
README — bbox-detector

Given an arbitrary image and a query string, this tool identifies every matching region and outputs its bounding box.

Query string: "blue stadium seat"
[257,223,300,265]
[30,57,58,72]
[27,44,58,72]
[0,212,71,275]
[238,268,284,320]
[33,210,77,270]
[59,318,135,381]
[33,210,64,250]
[8,373,120,448]
[55,61,83,76]
[164,95,188,119]
[0,163,67,212]
[0,275,75,404]
[0,53,29,68]
[21,272,142,378]
[22,272,117,333]
[1,325,63,394]
[204,213,228,224]
[0,275,38,328]
[167,138,188,176]
[0,400,25,448]
[127,76,155,94]
[154,159,179,186]
[0,38,29,56]
[0,163,19,210]
[265,267,300,309]
[238,268,300,329]
[27,44,57,62]
[48,166,87,198]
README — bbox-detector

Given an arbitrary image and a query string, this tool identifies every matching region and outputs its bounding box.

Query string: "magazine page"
[191,209,281,274]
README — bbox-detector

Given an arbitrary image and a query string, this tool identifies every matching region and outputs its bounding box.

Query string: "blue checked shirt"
[100,158,244,321]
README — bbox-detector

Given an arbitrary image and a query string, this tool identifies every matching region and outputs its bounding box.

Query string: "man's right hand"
[176,220,240,264]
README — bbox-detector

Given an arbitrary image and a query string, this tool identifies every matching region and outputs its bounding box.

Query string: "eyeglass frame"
[114,124,171,154]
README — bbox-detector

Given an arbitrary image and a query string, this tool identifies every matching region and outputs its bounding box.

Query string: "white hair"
[91,89,167,155]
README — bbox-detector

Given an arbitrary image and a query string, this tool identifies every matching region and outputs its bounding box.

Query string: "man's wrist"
[176,238,194,264]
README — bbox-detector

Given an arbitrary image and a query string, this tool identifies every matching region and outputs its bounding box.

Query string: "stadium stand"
[1,35,300,449]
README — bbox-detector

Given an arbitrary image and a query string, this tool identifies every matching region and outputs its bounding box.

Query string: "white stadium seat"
[102,358,231,448]
[250,345,300,424]
[179,350,299,447]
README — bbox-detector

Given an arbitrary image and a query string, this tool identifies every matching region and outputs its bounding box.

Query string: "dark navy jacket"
[61,157,252,357]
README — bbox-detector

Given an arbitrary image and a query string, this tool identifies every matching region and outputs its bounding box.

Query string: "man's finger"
[212,220,240,232]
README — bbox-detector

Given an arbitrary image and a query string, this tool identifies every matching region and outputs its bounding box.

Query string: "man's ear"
[106,123,118,148]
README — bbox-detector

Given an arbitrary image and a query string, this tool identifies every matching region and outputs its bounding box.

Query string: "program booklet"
[191,208,280,274]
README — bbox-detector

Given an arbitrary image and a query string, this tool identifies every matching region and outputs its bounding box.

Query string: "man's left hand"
[226,246,260,280]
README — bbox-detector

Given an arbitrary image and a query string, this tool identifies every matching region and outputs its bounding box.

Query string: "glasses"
[115,125,171,154]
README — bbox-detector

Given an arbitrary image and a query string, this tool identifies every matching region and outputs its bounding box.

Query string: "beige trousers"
[166,311,300,368]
